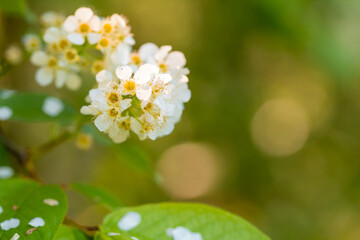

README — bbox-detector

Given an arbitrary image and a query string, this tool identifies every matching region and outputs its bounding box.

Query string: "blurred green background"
[2,0,360,239]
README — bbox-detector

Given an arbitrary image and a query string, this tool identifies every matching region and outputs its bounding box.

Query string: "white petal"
[130,117,142,134]
[42,97,64,117]
[166,51,186,69]
[66,73,81,90]
[111,14,126,28]
[43,27,62,43]
[89,89,105,101]
[30,51,49,66]
[36,67,53,86]
[155,45,172,62]
[120,99,132,112]
[68,33,85,45]
[108,125,129,143]
[96,70,113,82]
[80,106,99,115]
[116,66,133,80]
[134,64,159,84]
[55,70,67,88]
[89,15,101,32]
[94,113,112,132]
[63,15,79,32]
[124,36,135,45]
[156,73,172,84]
[87,33,101,44]
[136,88,152,101]
[111,44,131,65]
[139,42,158,63]
[0,107,13,120]
[74,7,94,22]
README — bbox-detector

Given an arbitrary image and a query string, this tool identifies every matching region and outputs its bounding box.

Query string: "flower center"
[120,120,130,130]
[124,81,135,92]
[131,55,141,65]
[47,57,58,68]
[108,108,119,117]
[99,38,110,48]
[79,23,90,33]
[65,49,78,62]
[107,93,119,103]
[103,23,112,33]
[159,63,168,73]
[59,39,70,50]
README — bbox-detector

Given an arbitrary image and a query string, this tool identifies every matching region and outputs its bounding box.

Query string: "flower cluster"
[24,7,190,142]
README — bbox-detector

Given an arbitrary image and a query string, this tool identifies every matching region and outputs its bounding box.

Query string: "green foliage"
[71,182,122,210]
[113,143,152,174]
[0,178,67,239]
[0,0,28,16]
[54,225,90,240]
[83,124,152,174]
[0,90,76,123]
[99,203,270,240]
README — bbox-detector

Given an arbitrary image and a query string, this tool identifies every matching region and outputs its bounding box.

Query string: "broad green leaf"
[99,203,270,240]
[0,178,68,239]
[54,225,90,240]
[0,0,27,16]
[71,182,122,210]
[83,124,152,174]
[113,143,152,174]
[0,90,76,123]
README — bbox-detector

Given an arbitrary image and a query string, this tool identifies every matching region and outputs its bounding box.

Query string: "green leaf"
[71,182,122,210]
[0,90,77,123]
[54,225,90,240]
[113,143,152,174]
[0,0,27,16]
[99,203,270,240]
[83,124,153,174]
[0,178,68,239]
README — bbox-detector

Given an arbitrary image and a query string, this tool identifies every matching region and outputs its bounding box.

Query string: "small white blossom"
[41,11,65,28]
[0,107,13,120]
[22,34,41,52]
[63,7,101,45]
[5,45,22,65]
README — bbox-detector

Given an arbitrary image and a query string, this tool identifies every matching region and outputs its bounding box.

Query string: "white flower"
[22,34,41,52]
[43,27,72,53]
[4,45,22,65]
[63,7,101,45]
[30,50,81,89]
[41,11,65,28]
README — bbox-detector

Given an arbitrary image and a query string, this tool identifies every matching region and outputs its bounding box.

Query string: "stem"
[63,216,99,233]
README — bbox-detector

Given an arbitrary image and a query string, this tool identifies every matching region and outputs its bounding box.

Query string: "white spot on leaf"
[42,97,64,117]
[108,232,121,236]
[117,211,141,231]
[0,218,20,231]
[0,205,3,215]
[29,217,45,227]
[44,198,59,206]
[0,107,13,120]
[167,226,203,240]
[10,233,20,240]
[0,166,14,179]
